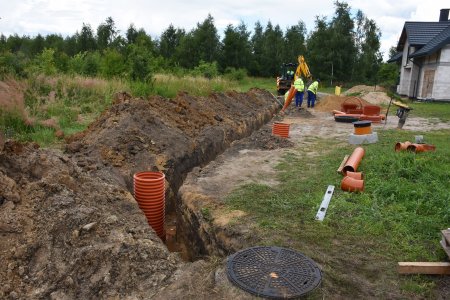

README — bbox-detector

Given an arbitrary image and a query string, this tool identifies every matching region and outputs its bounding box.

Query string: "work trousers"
[295,91,304,107]
[307,91,316,107]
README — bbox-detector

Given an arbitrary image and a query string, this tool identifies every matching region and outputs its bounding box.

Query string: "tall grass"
[0,73,258,146]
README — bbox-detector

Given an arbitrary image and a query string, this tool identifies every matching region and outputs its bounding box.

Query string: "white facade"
[431,45,450,100]
[397,43,450,101]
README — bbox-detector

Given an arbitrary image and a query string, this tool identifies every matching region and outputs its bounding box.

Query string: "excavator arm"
[294,55,311,81]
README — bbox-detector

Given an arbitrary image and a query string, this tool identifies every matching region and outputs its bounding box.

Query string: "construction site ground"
[1,88,449,299]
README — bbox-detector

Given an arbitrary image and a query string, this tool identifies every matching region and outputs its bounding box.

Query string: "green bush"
[69,53,85,74]
[82,51,101,76]
[224,67,247,81]
[0,51,29,78]
[101,49,127,79]
[377,63,399,89]
[126,44,153,81]
[192,60,219,79]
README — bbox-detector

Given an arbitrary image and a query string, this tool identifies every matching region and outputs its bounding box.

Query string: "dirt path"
[183,105,450,202]
[173,102,450,299]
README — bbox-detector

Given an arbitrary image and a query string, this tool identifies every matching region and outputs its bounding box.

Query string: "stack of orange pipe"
[133,171,166,241]
[340,147,365,192]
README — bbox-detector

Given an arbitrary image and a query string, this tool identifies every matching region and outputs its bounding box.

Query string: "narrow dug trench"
[0,88,283,298]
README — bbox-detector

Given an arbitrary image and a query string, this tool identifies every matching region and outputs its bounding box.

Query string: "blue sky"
[0,0,448,61]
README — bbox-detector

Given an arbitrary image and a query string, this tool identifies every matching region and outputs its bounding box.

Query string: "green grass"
[408,101,450,122]
[225,129,450,297]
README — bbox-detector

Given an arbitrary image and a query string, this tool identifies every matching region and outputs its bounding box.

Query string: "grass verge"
[226,129,450,298]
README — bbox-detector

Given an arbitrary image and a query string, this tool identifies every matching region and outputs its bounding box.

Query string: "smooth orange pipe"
[407,143,436,153]
[354,126,372,135]
[346,171,364,180]
[341,176,364,192]
[342,147,365,175]
[395,141,412,152]
[332,110,346,115]
[281,86,297,112]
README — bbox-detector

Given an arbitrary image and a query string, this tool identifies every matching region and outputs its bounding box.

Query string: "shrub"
[224,67,247,81]
[192,60,218,79]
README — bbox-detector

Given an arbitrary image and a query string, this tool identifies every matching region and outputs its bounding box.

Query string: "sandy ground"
[187,104,450,199]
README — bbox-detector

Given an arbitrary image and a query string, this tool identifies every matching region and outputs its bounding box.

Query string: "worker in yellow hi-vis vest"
[293,77,304,108]
[307,79,320,108]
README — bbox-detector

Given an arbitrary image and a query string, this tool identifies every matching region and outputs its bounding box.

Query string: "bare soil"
[0,88,279,299]
[1,87,449,299]
[174,97,450,298]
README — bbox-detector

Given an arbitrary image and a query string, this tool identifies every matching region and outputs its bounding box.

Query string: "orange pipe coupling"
[346,171,364,180]
[395,141,412,151]
[407,143,436,153]
[342,147,365,175]
[341,176,364,192]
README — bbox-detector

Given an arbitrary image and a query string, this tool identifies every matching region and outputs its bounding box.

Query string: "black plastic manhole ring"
[334,115,359,123]
[226,246,322,299]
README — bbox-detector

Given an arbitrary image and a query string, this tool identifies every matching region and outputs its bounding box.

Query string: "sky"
[0,0,448,61]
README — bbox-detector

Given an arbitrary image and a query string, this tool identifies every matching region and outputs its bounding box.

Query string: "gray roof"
[410,25,450,58]
[405,21,450,45]
[387,52,402,63]
[397,21,450,50]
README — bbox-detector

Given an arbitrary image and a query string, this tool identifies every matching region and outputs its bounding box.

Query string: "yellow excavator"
[279,55,312,113]
[276,55,312,95]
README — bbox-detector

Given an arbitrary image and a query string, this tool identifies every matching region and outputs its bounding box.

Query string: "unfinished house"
[389,9,450,101]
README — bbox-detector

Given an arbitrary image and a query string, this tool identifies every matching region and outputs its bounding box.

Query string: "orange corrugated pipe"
[342,147,365,175]
[133,171,166,241]
[272,122,290,138]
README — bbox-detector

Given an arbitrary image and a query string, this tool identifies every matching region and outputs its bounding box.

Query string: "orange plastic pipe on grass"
[407,143,436,153]
[281,86,297,112]
[341,176,364,192]
[342,147,365,175]
[346,171,364,180]
[395,141,412,151]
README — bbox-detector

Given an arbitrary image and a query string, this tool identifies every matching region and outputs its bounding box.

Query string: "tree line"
[0,1,390,85]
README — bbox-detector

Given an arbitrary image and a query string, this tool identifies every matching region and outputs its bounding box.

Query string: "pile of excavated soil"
[1,88,279,298]
[343,85,386,95]
[315,95,372,112]
[66,89,279,194]
[0,141,179,299]
[361,91,391,105]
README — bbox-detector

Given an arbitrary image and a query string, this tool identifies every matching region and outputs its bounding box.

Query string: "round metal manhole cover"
[226,246,322,299]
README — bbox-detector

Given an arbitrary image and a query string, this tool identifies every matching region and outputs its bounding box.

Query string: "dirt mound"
[0,88,280,298]
[0,141,180,299]
[343,85,386,95]
[66,89,279,195]
[361,91,391,105]
[315,95,372,112]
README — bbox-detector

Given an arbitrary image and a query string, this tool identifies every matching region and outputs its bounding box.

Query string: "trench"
[156,101,280,261]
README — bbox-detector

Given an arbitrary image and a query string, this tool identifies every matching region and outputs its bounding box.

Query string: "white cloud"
[0,0,447,60]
